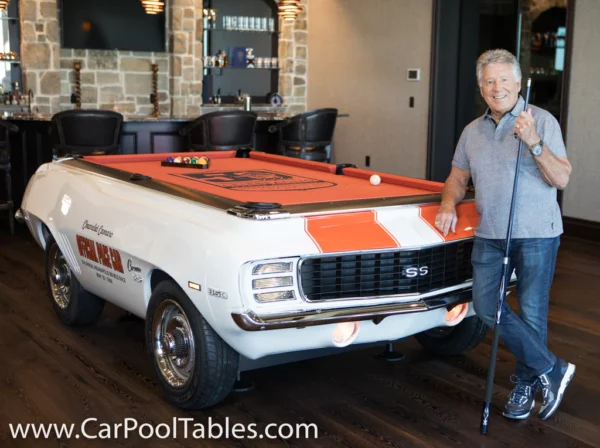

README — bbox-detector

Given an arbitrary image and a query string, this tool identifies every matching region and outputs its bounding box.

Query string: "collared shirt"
[452,96,567,239]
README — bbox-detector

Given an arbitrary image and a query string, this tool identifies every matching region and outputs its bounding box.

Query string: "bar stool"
[50,109,124,157]
[179,111,257,151]
[272,108,338,162]
[0,121,18,236]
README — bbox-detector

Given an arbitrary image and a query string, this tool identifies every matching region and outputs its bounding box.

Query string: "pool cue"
[480,77,532,435]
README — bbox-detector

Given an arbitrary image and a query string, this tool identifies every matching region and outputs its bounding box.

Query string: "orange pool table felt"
[84,151,444,206]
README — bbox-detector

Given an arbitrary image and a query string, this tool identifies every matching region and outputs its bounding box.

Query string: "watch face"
[531,144,543,156]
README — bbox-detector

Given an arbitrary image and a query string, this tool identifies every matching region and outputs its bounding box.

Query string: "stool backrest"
[280,108,338,147]
[180,110,257,151]
[51,109,123,157]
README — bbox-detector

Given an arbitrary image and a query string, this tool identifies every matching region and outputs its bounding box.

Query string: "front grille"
[300,240,473,301]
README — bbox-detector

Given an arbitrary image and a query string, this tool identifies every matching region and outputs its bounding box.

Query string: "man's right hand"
[435,203,457,236]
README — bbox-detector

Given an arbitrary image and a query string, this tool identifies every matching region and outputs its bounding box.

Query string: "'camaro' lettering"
[76,235,124,273]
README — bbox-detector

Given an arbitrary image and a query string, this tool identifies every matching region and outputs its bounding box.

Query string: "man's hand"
[514,108,540,148]
[435,203,457,236]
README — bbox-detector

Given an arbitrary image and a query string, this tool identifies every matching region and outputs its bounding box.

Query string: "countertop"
[3,105,289,122]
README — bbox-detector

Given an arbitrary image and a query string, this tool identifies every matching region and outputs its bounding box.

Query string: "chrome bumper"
[232,286,493,331]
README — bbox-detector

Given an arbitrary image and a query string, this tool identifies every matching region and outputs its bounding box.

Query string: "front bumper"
[232,285,513,331]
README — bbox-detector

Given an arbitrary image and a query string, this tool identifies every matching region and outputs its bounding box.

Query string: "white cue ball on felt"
[370,174,381,186]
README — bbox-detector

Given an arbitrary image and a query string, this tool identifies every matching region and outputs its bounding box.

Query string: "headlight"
[254,291,296,303]
[247,258,298,303]
[252,262,293,275]
[252,276,293,289]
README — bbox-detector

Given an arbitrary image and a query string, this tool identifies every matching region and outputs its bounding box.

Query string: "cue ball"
[370,174,381,186]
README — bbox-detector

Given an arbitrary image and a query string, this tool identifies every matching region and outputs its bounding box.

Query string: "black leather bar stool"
[179,110,258,151]
[274,108,338,162]
[0,121,19,236]
[50,109,124,157]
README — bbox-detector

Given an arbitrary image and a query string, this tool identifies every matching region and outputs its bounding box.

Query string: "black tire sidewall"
[414,315,488,356]
[145,280,237,408]
[45,237,102,326]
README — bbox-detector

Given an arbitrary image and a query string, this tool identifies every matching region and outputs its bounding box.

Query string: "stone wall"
[19,0,61,115]
[278,0,308,115]
[19,0,307,117]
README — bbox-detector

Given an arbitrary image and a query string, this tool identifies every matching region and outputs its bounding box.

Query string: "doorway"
[427,0,571,183]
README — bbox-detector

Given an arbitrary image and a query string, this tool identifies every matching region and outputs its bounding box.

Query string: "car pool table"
[20,147,483,410]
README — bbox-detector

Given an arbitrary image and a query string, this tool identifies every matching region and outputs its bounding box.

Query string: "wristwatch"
[530,139,543,157]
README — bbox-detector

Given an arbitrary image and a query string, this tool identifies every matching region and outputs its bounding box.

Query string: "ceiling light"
[277,0,302,21]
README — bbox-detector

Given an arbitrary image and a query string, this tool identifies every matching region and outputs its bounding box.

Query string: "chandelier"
[277,0,302,21]
[141,0,164,15]
[0,0,10,12]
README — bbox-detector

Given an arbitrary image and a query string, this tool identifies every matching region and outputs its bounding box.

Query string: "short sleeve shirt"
[452,96,567,239]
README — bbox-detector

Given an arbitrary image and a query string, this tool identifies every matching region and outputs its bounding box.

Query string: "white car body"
[20,154,480,369]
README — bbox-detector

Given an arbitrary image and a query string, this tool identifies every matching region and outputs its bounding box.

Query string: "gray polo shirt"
[452,96,567,239]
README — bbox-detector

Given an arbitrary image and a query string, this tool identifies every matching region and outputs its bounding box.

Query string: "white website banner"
[9,417,319,441]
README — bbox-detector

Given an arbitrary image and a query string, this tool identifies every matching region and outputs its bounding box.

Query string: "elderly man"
[435,49,574,421]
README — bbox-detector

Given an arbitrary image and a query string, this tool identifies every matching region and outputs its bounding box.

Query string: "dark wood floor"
[1,228,599,447]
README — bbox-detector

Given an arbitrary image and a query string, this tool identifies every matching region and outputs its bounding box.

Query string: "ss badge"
[403,266,429,278]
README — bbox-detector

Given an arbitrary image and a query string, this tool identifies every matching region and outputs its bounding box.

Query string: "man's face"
[479,63,521,119]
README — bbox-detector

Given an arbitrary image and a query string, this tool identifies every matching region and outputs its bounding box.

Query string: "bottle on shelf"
[222,50,228,67]
[246,48,255,68]
[13,82,21,105]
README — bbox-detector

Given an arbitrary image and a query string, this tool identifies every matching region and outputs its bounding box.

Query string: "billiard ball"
[166,157,174,162]
[183,157,191,164]
[370,174,381,186]
[173,157,182,163]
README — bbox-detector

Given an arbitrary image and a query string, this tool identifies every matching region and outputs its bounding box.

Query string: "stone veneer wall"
[278,0,308,115]
[19,0,307,117]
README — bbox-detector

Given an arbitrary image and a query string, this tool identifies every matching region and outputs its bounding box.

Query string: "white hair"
[476,49,522,86]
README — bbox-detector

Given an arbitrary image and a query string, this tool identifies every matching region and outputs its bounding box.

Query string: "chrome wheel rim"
[153,299,195,388]
[49,244,72,309]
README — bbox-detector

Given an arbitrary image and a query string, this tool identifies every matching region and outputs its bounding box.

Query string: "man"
[435,49,574,421]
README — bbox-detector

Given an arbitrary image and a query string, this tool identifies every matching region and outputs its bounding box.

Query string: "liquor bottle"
[246,48,255,68]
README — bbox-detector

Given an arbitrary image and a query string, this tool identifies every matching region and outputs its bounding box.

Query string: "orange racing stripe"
[418,202,479,241]
[304,211,400,253]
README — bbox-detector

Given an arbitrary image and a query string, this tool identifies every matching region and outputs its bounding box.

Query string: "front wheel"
[45,236,105,326]
[145,280,239,410]
[414,315,488,356]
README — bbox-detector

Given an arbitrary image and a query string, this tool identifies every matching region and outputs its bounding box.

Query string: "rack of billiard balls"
[161,155,210,169]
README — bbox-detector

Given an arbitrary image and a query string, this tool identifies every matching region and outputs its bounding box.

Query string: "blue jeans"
[471,236,559,382]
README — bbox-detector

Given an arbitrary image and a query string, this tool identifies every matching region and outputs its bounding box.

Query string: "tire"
[145,280,239,410]
[45,236,105,326]
[414,315,488,356]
